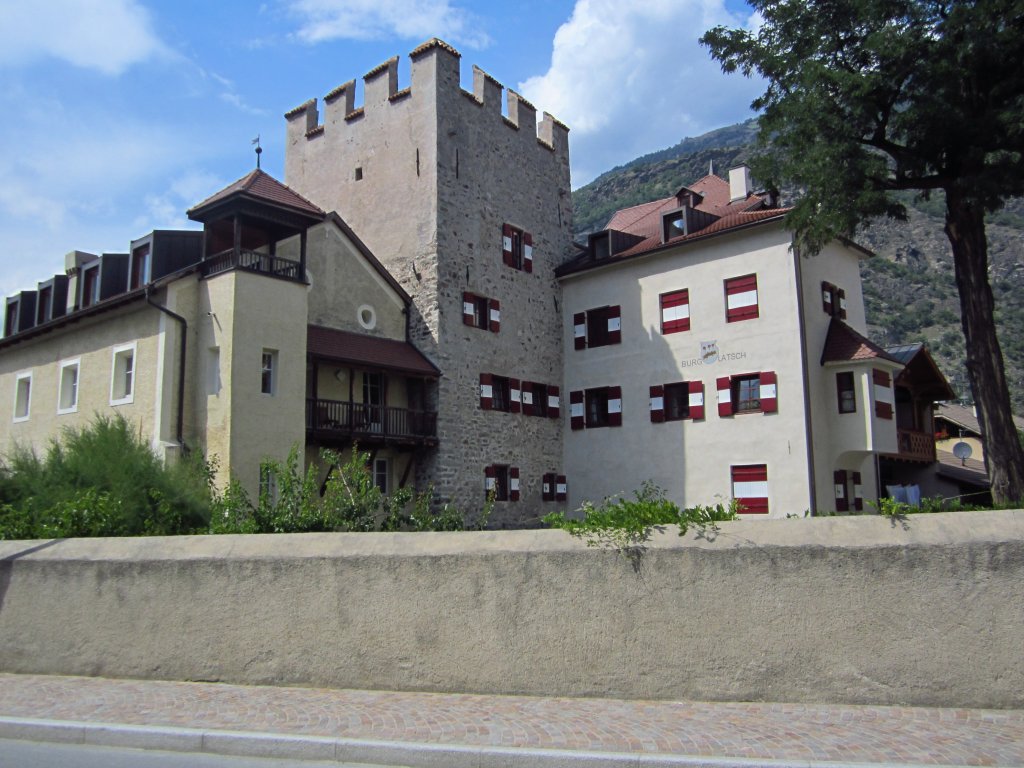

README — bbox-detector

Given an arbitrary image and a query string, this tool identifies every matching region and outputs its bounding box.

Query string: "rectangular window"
[13,372,31,422]
[130,245,150,290]
[582,386,622,428]
[58,359,80,414]
[725,274,759,322]
[821,282,847,319]
[651,382,705,421]
[36,287,53,325]
[485,464,510,501]
[4,301,18,336]
[836,371,856,414]
[463,292,500,332]
[660,290,690,334]
[501,224,533,272]
[574,305,622,349]
[373,458,389,494]
[261,349,277,395]
[663,382,690,421]
[717,372,778,416]
[732,464,769,515]
[110,344,135,405]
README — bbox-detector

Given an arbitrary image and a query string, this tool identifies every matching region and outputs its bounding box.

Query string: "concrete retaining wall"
[1,511,1022,708]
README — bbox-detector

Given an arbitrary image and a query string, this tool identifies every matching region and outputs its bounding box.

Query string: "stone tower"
[284,39,572,524]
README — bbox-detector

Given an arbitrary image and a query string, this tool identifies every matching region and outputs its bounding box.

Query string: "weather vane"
[252,135,262,169]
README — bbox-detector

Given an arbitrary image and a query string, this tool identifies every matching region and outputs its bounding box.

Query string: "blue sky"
[0,0,763,298]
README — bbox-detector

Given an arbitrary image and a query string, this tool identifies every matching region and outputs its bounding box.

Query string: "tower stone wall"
[284,39,572,524]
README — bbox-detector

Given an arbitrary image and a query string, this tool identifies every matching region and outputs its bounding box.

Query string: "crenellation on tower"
[364,56,400,106]
[470,65,503,112]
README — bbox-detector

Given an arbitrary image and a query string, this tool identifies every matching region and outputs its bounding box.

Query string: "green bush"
[0,415,212,539]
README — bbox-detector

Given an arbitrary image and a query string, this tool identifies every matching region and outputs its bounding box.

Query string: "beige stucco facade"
[560,223,900,517]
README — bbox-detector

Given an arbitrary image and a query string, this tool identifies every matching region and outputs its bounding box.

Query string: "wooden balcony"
[202,248,302,281]
[306,398,438,447]
[886,428,936,463]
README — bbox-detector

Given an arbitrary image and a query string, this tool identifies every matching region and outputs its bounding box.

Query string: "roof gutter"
[145,286,187,451]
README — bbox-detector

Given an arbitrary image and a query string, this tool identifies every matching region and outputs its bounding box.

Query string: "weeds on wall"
[542,481,739,564]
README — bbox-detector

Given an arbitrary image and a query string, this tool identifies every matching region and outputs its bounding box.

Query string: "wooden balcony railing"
[306,399,438,444]
[202,248,302,281]
[893,428,936,463]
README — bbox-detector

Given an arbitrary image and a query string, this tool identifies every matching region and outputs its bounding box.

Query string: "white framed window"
[13,371,32,422]
[57,359,80,414]
[110,343,136,405]
[261,349,278,395]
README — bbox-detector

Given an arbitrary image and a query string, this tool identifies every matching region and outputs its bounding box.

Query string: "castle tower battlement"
[283,38,572,525]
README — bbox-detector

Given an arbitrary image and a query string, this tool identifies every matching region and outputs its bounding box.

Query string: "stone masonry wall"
[284,40,571,523]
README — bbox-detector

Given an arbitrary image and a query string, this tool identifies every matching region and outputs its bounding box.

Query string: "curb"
[0,716,979,768]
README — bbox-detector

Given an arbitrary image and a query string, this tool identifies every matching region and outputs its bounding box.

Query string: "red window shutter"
[542,472,554,501]
[725,274,759,322]
[607,385,622,426]
[834,469,849,512]
[509,467,520,501]
[649,384,665,423]
[838,288,847,320]
[731,464,768,514]
[502,223,514,267]
[852,471,863,511]
[573,312,587,350]
[509,378,521,414]
[463,291,475,326]
[873,369,893,419]
[660,289,690,334]
[548,385,560,419]
[489,298,500,333]
[607,305,622,344]
[570,389,584,430]
[717,376,733,417]
[523,232,533,273]
[555,474,567,502]
[759,371,778,413]
[484,464,496,497]
[479,372,493,410]
[821,282,833,315]
[688,380,705,421]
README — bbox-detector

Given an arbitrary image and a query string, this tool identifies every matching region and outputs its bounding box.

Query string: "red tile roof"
[821,318,902,365]
[188,169,324,219]
[307,325,440,377]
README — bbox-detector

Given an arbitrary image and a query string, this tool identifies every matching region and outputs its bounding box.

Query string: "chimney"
[729,165,752,201]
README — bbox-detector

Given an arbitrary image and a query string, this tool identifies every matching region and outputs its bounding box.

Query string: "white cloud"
[519,0,764,187]
[285,0,490,49]
[0,0,168,75]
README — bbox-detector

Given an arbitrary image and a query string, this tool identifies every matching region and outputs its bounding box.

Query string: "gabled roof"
[187,169,325,220]
[884,342,956,401]
[935,402,1024,436]
[307,325,440,378]
[821,318,903,366]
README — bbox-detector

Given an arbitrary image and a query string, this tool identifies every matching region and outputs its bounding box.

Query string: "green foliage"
[210,446,487,535]
[0,415,211,539]
[543,482,738,556]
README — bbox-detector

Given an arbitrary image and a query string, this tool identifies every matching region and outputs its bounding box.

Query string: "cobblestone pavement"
[0,674,1021,766]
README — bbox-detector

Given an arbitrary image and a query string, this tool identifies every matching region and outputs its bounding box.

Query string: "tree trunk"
[945,188,1024,503]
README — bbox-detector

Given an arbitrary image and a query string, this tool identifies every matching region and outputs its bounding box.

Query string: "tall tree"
[702,0,1024,503]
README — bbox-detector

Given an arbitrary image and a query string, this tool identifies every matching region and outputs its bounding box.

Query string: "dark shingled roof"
[821,318,902,366]
[187,169,324,219]
[307,325,440,378]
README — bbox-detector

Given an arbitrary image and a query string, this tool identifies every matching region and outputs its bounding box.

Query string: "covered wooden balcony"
[894,428,936,463]
[306,399,437,447]
[882,343,955,464]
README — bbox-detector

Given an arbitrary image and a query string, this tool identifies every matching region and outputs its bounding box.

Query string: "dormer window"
[590,232,610,259]
[130,244,150,290]
[662,209,687,242]
[80,264,100,308]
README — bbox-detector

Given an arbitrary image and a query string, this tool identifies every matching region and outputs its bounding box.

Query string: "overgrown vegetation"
[0,416,491,540]
[0,415,212,538]
[542,481,739,563]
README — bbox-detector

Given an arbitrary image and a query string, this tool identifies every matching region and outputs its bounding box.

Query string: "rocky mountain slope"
[571,122,1024,412]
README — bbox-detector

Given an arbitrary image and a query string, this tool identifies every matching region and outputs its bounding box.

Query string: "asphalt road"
[0,739,396,768]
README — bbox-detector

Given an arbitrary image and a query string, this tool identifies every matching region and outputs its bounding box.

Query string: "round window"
[358,304,377,330]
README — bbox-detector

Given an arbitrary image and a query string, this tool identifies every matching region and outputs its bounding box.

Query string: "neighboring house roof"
[935,402,1024,436]
[821,318,902,366]
[934,449,990,489]
[187,169,325,220]
[307,325,440,378]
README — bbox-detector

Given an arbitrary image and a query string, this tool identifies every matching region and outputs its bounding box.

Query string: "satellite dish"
[952,441,973,465]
